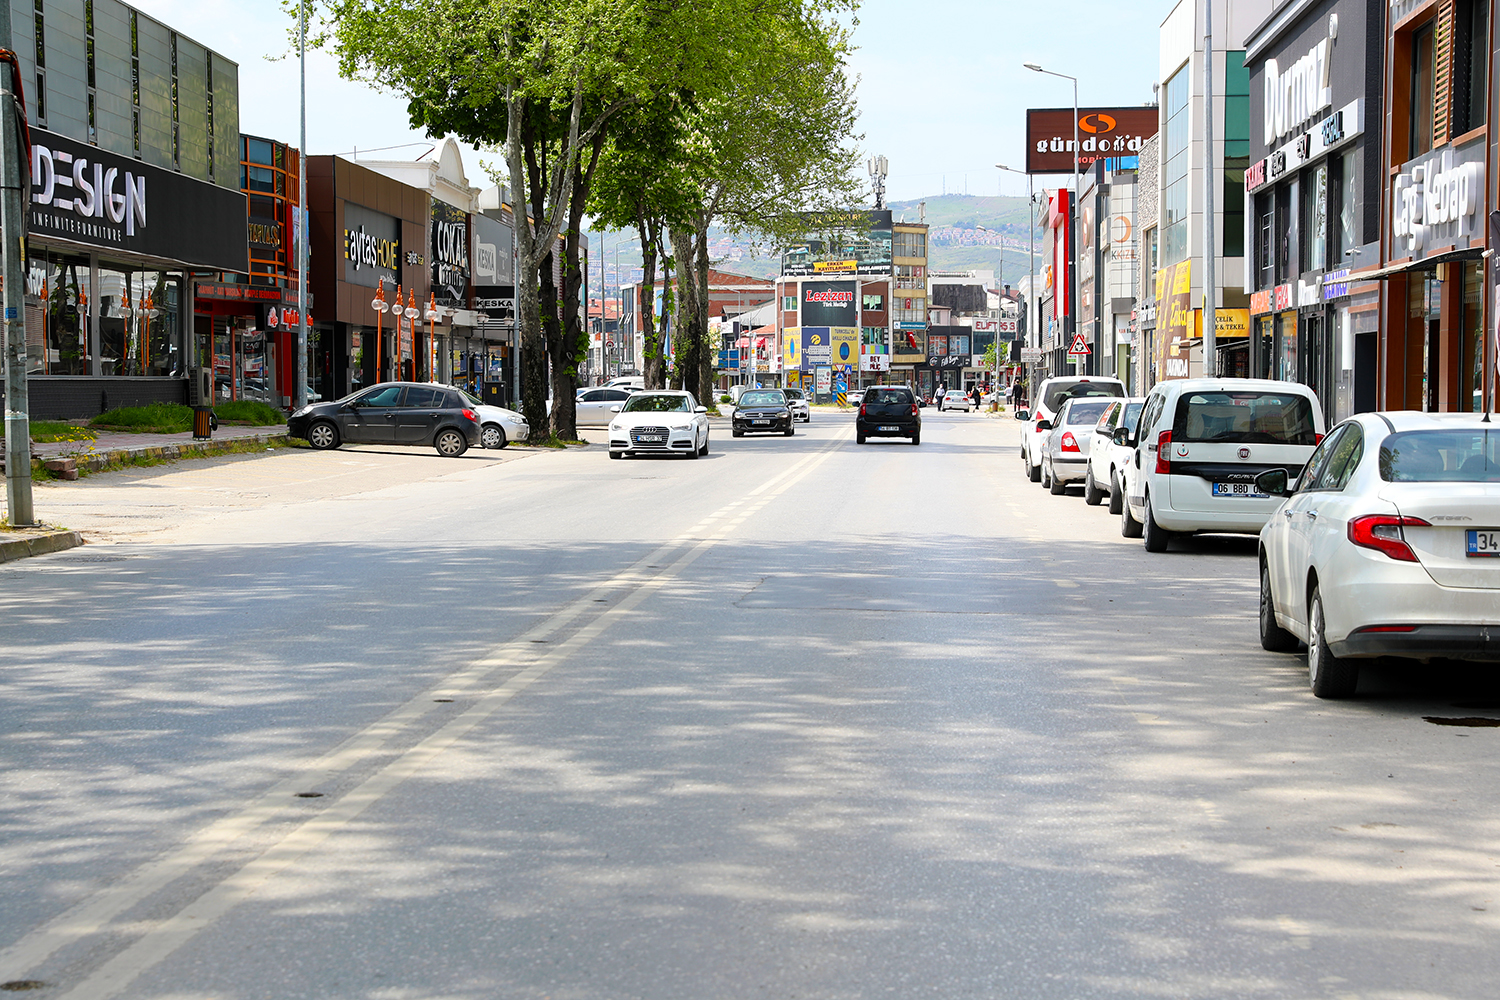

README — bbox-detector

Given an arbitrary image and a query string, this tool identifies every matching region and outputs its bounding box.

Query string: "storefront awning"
[1356,247,1485,281]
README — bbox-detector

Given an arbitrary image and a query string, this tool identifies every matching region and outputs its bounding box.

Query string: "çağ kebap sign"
[1025,108,1159,175]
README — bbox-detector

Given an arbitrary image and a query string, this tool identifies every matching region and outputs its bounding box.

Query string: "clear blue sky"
[133,0,1168,203]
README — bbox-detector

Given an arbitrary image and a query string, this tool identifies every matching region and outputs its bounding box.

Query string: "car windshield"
[1043,380,1124,412]
[622,394,692,413]
[865,388,912,404]
[1064,400,1113,425]
[1380,429,1500,482]
[740,391,785,407]
[1171,391,1318,445]
[784,390,805,400]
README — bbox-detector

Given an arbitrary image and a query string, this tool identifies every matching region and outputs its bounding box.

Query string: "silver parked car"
[1041,397,1118,495]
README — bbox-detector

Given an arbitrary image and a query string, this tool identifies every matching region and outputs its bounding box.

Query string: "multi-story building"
[1079,160,1142,385]
[928,270,998,394]
[9,0,248,418]
[1244,0,1384,422]
[887,219,929,394]
[1151,0,1260,383]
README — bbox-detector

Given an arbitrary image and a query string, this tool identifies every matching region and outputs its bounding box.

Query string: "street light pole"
[294,0,308,411]
[998,163,1037,405]
[1025,63,1081,377]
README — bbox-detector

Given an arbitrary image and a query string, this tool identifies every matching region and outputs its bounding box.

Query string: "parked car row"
[287,381,528,457]
[1023,374,1500,698]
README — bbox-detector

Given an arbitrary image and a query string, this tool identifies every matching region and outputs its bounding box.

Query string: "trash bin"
[192,407,213,440]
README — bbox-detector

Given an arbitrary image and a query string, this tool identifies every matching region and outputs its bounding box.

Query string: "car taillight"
[1060,432,1079,452]
[1314,432,1324,445]
[1347,514,1430,562]
[1155,430,1172,475]
[911,404,919,417]
[461,408,478,421]
[859,404,867,418]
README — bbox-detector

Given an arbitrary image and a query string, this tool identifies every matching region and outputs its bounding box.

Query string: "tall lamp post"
[996,163,1038,403]
[1024,62,1081,376]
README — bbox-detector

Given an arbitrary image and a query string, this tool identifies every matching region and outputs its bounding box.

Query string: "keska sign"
[29,126,248,271]
[1025,108,1158,174]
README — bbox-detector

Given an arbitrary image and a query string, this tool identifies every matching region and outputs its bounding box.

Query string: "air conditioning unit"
[188,367,212,406]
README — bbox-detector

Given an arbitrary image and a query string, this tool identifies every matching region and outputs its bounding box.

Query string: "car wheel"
[1120,494,1143,538]
[857,432,866,444]
[911,432,921,446]
[434,428,468,457]
[785,423,795,436]
[699,433,709,456]
[609,450,622,460]
[1083,467,1105,506]
[1308,586,1359,698]
[732,429,744,437]
[481,424,506,449]
[1028,455,1041,483]
[307,421,340,450]
[1041,461,1052,490]
[1107,471,1124,515]
[1259,561,1300,652]
[1049,462,1067,495]
[1141,493,1173,552]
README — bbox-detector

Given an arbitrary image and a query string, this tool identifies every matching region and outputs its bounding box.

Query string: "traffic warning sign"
[1068,332,1091,356]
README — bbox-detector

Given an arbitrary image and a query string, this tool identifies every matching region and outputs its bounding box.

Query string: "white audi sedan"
[1257,411,1500,698]
[607,390,710,459]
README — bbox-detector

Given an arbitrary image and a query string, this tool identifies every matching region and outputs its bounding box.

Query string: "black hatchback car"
[287,382,482,456]
[856,385,921,444]
[732,389,795,437]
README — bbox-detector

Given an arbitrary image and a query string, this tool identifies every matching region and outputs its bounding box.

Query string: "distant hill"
[886,194,1038,232]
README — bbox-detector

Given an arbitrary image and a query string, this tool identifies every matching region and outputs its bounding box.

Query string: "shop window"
[1254,192,1273,288]
[97,268,182,378]
[246,166,276,193]
[1334,148,1361,261]
[245,137,275,166]
[1274,181,1296,283]
[1410,23,1435,158]
[1453,0,1489,135]
[1302,163,1327,273]
[28,254,91,375]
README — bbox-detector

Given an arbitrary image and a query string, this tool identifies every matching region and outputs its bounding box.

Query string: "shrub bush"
[89,402,194,434]
[215,400,286,425]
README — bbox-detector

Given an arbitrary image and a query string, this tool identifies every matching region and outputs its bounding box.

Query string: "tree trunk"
[553,133,604,441]
[637,213,664,390]
[669,227,699,392]
[695,215,713,405]
[539,250,566,437]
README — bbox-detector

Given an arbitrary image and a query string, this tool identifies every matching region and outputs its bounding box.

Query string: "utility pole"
[2,55,35,526]
[1202,0,1217,375]
[294,0,308,410]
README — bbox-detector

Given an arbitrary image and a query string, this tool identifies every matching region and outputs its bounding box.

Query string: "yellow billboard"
[1196,307,1251,340]
[782,328,800,371]
[830,327,859,367]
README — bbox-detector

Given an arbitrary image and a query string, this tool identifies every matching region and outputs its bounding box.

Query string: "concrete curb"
[0,529,85,564]
[41,432,291,476]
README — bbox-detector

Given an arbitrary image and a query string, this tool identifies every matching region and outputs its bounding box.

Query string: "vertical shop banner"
[431,201,470,308]
[830,327,859,367]
[802,327,832,370]
[800,280,858,328]
[1157,261,1193,379]
[783,328,801,371]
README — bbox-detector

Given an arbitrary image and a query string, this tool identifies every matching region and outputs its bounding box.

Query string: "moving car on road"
[288,382,482,456]
[1257,412,1500,698]
[939,389,972,412]
[1040,397,1116,495]
[856,385,921,445]
[607,390,710,459]
[1126,378,1325,552]
[732,390,795,437]
[1022,376,1126,482]
[784,388,812,423]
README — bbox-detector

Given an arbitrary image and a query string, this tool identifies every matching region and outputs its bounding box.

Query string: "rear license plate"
[637,435,664,443]
[877,425,900,432]
[1212,482,1268,499]
[1466,529,1500,557]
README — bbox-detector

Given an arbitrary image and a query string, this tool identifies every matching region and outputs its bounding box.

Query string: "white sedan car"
[608,390,710,459]
[1258,411,1500,698]
[940,390,973,412]
[454,387,529,449]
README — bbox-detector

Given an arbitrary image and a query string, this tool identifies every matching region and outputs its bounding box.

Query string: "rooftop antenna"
[867,155,889,211]
[919,201,926,223]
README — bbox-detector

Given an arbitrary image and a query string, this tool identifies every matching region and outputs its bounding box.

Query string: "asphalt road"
[3,410,1499,1000]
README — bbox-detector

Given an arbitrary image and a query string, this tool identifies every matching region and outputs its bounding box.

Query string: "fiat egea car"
[608,390,710,459]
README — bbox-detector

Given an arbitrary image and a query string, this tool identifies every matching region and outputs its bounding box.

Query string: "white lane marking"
[27,425,852,998]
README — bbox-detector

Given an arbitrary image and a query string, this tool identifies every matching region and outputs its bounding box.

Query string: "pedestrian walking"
[970,385,981,410]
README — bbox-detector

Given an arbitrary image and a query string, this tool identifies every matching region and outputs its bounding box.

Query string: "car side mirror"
[918,400,927,408]
[610,405,622,413]
[1255,468,1290,497]
[1112,426,1130,446]
[695,406,707,413]
[1014,408,1029,421]
[1036,418,1053,431]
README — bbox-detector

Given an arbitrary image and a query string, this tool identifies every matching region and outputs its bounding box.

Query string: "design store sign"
[28,127,249,272]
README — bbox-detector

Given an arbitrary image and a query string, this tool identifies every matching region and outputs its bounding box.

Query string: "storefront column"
[1437,263,1463,411]
[87,253,100,377]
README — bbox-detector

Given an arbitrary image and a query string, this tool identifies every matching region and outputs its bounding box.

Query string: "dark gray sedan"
[287,382,482,456]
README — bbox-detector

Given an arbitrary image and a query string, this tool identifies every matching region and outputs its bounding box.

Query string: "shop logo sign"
[1392,148,1481,255]
[1264,36,1332,145]
[805,288,853,304]
[32,144,147,235]
[345,224,400,271]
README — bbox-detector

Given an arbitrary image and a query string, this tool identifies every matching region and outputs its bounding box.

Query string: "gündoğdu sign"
[1025,108,1159,174]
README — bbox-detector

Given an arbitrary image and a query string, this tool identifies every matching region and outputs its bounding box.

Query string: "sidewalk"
[5,424,289,478]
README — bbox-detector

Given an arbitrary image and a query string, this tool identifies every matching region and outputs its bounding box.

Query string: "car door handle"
[1283,509,1293,519]
[1306,510,1318,520]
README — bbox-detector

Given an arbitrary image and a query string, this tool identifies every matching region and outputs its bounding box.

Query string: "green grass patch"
[29,421,97,443]
[90,402,194,434]
[215,400,287,425]
[523,434,587,449]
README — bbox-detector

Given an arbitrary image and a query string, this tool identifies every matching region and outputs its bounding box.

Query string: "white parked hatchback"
[1124,378,1325,551]
[1258,412,1500,698]
[1021,376,1126,483]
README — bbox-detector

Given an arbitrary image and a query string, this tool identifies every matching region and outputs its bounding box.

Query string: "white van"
[1123,378,1326,552]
